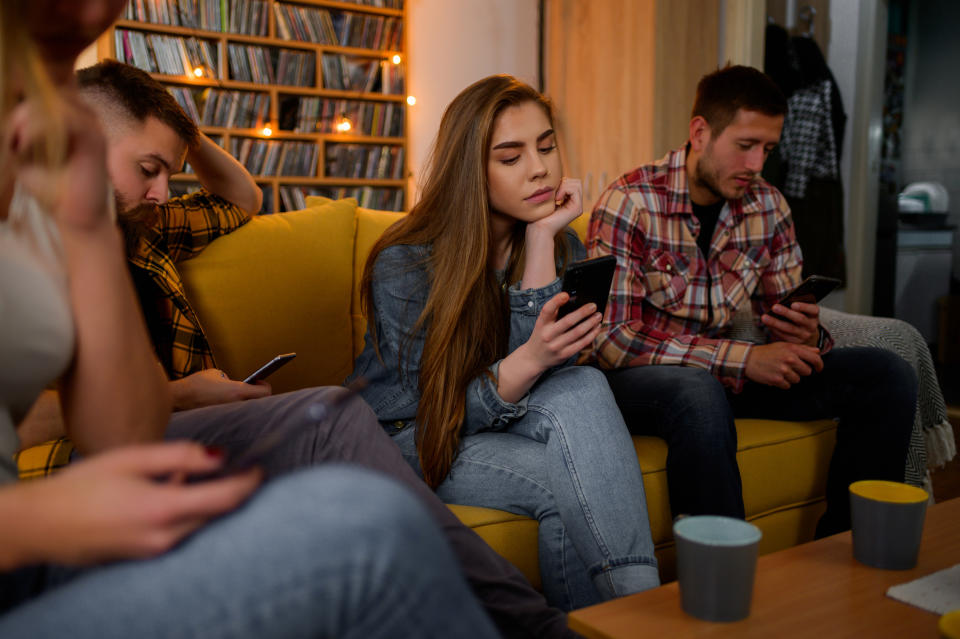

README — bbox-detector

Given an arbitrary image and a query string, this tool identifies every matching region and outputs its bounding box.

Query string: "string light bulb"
[406,95,416,106]
[193,66,204,77]
[335,114,353,133]
[262,125,273,137]
[391,54,401,65]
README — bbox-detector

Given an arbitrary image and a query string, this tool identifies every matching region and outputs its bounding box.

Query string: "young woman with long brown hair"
[351,74,659,610]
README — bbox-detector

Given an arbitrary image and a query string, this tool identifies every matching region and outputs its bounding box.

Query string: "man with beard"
[16,60,576,639]
[585,65,916,537]
[79,59,268,410]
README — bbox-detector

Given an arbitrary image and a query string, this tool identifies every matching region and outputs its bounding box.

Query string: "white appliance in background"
[895,181,954,343]
[898,181,949,214]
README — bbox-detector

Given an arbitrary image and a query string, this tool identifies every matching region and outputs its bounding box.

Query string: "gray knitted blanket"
[725,307,955,489]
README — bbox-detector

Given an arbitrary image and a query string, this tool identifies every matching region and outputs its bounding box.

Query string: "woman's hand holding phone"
[497,292,601,403]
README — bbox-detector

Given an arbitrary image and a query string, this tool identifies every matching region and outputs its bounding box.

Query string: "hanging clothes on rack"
[763,21,848,283]
[762,13,956,496]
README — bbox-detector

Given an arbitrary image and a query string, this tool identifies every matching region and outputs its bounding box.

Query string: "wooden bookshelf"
[97,0,407,213]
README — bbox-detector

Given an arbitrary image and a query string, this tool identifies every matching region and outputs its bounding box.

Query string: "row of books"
[273,3,402,51]
[170,87,271,129]
[279,185,403,212]
[124,0,267,36]
[325,144,404,180]
[320,55,404,94]
[228,139,319,176]
[116,28,219,78]
[280,97,403,137]
[350,0,402,8]
[228,44,315,87]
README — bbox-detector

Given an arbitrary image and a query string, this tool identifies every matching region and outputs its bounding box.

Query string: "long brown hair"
[361,74,570,488]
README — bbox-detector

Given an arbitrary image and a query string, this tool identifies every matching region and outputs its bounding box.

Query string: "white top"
[0,183,75,483]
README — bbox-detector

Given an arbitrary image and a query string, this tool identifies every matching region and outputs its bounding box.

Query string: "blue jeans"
[163,388,571,638]
[605,347,918,536]
[392,366,659,611]
[0,467,498,639]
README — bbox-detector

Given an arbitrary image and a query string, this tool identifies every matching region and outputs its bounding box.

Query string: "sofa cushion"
[305,195,406,359]
[447,504,542,591]
[179,199,358,392]
[633,418,837,545]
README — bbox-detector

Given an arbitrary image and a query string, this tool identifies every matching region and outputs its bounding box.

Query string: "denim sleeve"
[368,246,430,406]
[370,246,526,435]
[461,279,566,435]
[462,229,588,433]
[506,228,586,354]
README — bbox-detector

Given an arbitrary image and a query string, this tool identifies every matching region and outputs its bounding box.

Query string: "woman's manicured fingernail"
[205,445,226,459]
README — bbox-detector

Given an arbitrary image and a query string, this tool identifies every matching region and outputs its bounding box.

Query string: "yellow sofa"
[177,196,837,585]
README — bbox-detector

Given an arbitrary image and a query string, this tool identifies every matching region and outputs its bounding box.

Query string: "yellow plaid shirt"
[129,190,250,380]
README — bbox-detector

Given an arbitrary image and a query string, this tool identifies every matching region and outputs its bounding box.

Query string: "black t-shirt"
[691,199,725,259]
[690,199,726,324]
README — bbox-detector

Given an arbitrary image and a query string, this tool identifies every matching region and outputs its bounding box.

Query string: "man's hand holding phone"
[760,275,840,347]
[170,369,271,411]
[760,300,820,346]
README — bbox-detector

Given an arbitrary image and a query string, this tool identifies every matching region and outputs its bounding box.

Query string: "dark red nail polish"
[205,445,226,459]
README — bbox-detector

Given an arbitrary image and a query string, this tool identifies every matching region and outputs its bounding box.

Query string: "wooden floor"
[931,405,960,502]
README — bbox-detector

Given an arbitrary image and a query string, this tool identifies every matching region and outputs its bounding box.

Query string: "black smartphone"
[769,275,842,320]
[558,255,617,319]
[243,352,296,384]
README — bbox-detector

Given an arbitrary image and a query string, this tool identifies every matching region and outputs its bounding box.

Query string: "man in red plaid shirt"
[587,66,916,537]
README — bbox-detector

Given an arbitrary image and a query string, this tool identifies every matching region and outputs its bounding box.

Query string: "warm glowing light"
[262,126,273,137]
[406,95,416,106]
[391,54,401,64]
[193,66,204,77]
[335,117,352,133]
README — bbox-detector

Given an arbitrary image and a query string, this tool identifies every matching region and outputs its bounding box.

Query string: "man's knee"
[827,347,917,398]
[608,366,733,443]
[258,466,436,555]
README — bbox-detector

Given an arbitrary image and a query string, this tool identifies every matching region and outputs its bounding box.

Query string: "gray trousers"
[166,388,573,639]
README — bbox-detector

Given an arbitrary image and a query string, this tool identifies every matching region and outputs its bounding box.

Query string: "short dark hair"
[76,59,199,147]
[691,65,787,136]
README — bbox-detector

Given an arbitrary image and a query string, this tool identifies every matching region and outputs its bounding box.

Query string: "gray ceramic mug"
[673,515,762,622]
[849,480,928,570]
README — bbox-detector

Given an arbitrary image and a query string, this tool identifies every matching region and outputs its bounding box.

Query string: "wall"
[406,0,539,200]
[543,0,658,204]
[901,0,960,278]
[543,0,721,206]
[827,0,886,314]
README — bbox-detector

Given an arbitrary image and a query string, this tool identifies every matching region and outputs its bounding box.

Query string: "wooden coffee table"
[569,497,960,638]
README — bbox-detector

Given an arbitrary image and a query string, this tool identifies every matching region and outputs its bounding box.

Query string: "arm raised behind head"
[186,132,262,215]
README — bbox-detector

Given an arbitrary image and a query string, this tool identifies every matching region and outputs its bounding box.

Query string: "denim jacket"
[348,229,586,435]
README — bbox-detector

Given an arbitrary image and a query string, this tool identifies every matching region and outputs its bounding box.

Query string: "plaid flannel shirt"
[129,189,250,380]
[586,145,832,392]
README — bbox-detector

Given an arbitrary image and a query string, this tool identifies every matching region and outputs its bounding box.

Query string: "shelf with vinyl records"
[97,0,407,213]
